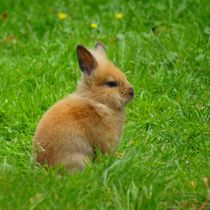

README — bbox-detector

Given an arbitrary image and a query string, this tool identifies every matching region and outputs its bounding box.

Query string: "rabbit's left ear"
[76,45,97,75]
[95,42,106,56]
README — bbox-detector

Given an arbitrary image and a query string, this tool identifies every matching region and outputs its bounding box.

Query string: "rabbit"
[33,43,134,173]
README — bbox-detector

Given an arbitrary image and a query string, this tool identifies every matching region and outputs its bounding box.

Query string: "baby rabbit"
[33,43,134,173]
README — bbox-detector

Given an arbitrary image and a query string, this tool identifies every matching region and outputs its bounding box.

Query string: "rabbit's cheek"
[110,93,124,108]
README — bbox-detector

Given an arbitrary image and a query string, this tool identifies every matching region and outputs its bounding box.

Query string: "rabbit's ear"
[95,42,106,56]
[76,45,97,75]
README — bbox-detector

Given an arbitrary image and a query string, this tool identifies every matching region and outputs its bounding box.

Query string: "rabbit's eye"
[106,81,118,87]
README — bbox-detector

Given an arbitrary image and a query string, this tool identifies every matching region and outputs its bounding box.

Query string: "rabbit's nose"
[129,87,134,98]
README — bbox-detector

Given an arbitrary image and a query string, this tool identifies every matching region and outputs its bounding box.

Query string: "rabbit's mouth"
[120,97,132,106]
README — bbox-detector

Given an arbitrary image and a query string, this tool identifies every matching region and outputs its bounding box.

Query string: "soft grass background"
[0,0,210,209]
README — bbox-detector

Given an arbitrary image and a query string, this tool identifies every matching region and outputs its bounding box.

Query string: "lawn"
[0,0,210,209]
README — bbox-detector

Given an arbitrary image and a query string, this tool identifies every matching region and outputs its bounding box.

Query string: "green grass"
[0,0,210,209]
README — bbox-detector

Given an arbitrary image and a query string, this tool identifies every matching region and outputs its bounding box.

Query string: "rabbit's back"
[34,94,124,166]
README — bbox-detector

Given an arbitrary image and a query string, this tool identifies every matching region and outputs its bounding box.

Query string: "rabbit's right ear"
[76,45,97,75]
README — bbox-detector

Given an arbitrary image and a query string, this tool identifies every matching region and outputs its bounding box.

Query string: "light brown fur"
[33,43,134,173]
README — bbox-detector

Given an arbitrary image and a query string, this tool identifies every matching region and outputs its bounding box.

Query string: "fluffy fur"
[33,43,134,173]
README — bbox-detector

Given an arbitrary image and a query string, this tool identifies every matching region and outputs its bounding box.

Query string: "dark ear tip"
[76,45,84,51]
[95,42,105,50]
